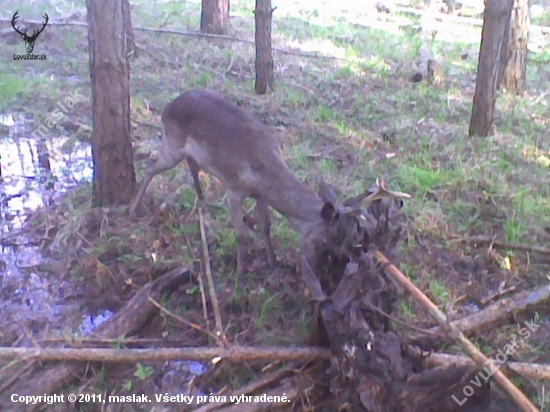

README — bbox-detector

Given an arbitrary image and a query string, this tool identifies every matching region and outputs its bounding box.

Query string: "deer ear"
[320,201,337,221]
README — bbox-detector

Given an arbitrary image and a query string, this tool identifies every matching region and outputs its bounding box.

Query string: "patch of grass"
[134,363,155,380]
[254,291,283,327]
[312,104,337,123]
[397,299,414,321]
[396,165,454,194]
[446,200,483,233]
[216,226,238,257]
[179,187,198,207]
[427,277,450,305]
[531,7,550,26]
[0,74,28,110]
[6,0,550,407]
[501,191,542,243]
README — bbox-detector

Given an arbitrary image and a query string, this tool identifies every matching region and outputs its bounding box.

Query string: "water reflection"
[81,310,115,335]
[0,112,93,344]
[0,131,92,230]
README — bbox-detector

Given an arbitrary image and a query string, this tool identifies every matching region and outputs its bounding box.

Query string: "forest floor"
[1,0,550,410]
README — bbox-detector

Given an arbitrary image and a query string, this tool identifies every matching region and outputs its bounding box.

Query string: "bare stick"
[148,297,219,342]
[194,365,295,411]
[0,346,329,363]
[374,251,539,412]
[0,18,345,60]
[198,203,224,340]
[453,234,550,255]
[411,284,550,341]
[0,360,36,393]
[408,347,550,380]
[365,301,446,337]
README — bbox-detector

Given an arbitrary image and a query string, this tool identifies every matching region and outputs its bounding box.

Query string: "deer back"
[162,90,285,193]
[162,90,324,229]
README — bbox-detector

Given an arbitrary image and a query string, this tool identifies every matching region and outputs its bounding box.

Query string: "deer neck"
[257,163,324,237]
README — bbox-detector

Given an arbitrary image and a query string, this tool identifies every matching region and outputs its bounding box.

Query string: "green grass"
[0,75,28,107]
[427,277,451,305]
[3,0,550,407]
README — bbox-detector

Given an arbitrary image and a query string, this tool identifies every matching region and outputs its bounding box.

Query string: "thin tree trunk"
[255,0,274,95]
[469,0,514,137]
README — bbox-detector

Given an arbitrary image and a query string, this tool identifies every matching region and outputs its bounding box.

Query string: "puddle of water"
[162,360,208,398]
[80,310,115,335]
[0,113,92,230]
[0,113,207,390]
[0,112,94,344]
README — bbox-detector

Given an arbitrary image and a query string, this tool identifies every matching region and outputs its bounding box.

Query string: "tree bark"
[499,0,530,94]
[201,0,230,34]
[254,0,274,95]
[86,0,136,207]
[469,0,514,137]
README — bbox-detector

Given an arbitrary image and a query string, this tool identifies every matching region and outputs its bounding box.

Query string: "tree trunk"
[86,0,136,207]
[255,0,274,95]
[201,0,230,34]
[469,0,514,137]
[498,0,530,94]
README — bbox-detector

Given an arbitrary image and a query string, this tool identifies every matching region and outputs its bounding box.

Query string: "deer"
[129,90,328,277]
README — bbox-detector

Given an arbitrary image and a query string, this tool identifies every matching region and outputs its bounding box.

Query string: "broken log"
[301,179,538,412]
[0,267,190,411]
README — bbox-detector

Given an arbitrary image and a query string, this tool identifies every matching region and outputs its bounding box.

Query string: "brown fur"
[130,90,325,275]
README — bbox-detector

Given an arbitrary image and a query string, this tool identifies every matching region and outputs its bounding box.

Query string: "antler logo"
[11,10,49,54]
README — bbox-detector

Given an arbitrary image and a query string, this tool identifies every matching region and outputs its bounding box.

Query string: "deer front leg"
[228,191,247,277]
[255,198,276,268]
[130,144,185,217]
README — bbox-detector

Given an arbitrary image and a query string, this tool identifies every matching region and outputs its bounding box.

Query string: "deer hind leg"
[228,190,247,276]
[255,198,276,268]
[130,134,186,216]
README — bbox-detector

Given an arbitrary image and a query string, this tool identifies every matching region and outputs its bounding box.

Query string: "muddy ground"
[1,0,550,410]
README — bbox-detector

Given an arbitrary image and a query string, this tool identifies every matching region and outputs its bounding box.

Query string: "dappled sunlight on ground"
[1,0,550,408]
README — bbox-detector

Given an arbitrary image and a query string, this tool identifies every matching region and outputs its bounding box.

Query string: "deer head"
[12,10,49,54]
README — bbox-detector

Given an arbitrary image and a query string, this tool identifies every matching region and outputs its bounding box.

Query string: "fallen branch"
[37,337,192,346]
[0,18,344,61]
[410,284,550,343]
[0,266,190,411]
[0,346,329,363]
[148,297,219,341]
[0,360,36,394]
[193,365,296,411]
[374,251,539,412]
[409,347,550,381]
[453,234,550,255]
